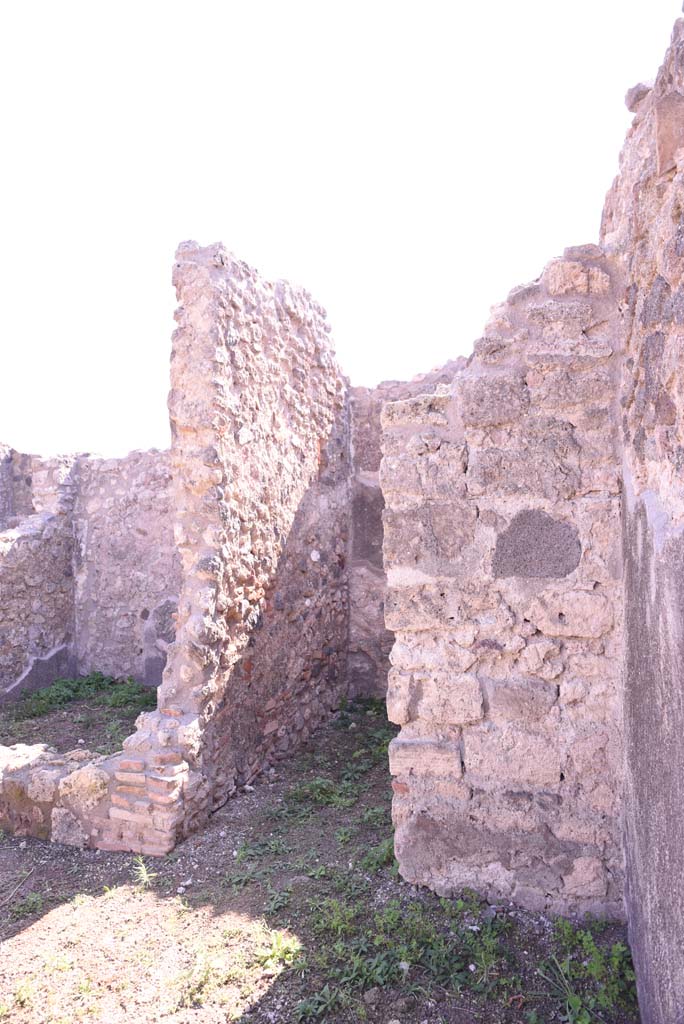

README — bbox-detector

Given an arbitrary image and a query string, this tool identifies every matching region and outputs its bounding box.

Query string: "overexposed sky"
[0,1,679,456]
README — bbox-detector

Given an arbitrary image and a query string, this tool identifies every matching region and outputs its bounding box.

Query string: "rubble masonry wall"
[0,451,78,700]
[72,450,181,685]
[113,242,352,844]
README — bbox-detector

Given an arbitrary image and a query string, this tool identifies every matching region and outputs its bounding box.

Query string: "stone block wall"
[381,247,625,918]
[72,450,181,685]
[600,19,684,1023]
[348,363,464,698]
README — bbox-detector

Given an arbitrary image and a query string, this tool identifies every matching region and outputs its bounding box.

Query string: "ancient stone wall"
[0,446,179,699]
[101,242,352,852]
[600,19,684,1023]
[0,452,79,700]
[382,248,625,918]
[0,445,36,528]
[348,364,463,698]
[0,513,75,700]
[0,446,12,526]
[72,450,181,685]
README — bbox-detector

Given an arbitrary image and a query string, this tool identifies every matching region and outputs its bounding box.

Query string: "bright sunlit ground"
[0,0,680,455]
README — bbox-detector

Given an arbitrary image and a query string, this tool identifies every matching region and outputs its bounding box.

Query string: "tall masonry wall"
[382,246,625,918]
[119,241,352,837]
[601,19,684,1023]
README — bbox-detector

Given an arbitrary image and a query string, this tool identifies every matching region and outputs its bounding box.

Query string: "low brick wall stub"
[381,248,625,919]
[0,743,195,856]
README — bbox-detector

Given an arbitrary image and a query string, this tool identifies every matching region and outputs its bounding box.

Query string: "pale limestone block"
[381,393,450,429]
[525,589,613,638]
[26,767,63,803]
[562,856,607,897]
[51,807,89,848]
[456,370,529,428]
[482,676,557,726]
[388,736,463,779]
[58,764,110,813]
[463,725,561,789]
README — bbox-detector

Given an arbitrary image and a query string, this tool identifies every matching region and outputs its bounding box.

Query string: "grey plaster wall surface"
[622,491,684,1024]
[493,510,581,579]
[601,18,684,1021]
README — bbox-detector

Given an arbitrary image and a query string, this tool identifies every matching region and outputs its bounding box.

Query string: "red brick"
[114,771,146,786]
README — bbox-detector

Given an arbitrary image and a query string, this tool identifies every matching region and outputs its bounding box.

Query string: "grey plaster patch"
[492,510,581,579]
[1,644,74,703]
[351,482,385,569]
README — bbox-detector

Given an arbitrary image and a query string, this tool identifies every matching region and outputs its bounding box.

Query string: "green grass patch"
[11,672,156,720]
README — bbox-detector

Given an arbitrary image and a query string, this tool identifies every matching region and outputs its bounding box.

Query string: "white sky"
[0,0,680,456]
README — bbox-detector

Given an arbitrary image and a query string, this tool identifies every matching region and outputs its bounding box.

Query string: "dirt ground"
[0,700,639,1024]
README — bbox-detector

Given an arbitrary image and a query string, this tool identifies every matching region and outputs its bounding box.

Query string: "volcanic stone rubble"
[1,18,684,1024]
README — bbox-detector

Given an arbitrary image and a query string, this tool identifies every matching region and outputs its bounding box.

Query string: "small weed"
[289,776,359,809]
[264,885,292,915]
[223,867,267,891]
[13,980,34,1007]
[46,954,74,973]
[310,897,355,937]
[295,983,341,1020]
[463,920,507,995]
[10,892,43,919]
[130,855,158,890]
[537,955,595,1024]
[176,957,214,1009]
[359,837,395,872]
[549,918,637,1014]
[329,868,370,900]
[361,805,388,827]
[307,864,328,879]
[236,836,288,863]
[11,672,156,720]
[256,929,303,970]
[335,826,354,846]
